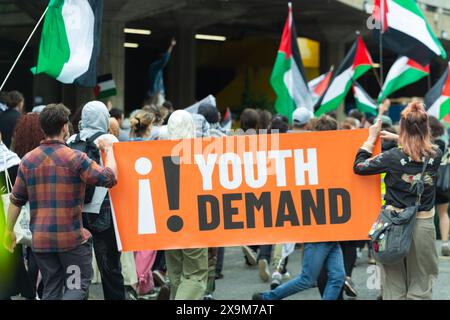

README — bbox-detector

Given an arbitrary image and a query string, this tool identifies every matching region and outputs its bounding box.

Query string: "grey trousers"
[380,217,439,300]
[34,239,93,300]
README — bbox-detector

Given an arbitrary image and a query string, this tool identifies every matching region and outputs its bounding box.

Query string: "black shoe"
[156,285,170,300]
[215,273,224,280]
[343,277,358,297]
[252,292,264,300]
[125,286,138,300]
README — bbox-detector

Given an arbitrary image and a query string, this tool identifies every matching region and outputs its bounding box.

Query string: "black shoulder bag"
[369,157,429,265]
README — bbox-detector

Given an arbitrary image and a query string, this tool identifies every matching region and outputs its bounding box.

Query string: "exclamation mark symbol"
[163,156,184,232]
[135,157,157,235]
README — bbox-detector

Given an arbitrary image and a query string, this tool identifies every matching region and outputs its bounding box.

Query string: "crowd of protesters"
[0,86,449,301]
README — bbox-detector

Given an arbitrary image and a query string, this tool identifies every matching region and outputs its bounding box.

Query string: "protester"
[165,110,208,300]
[0,91,24,148]
[348,109,364,127]
[317,117,364,298]
[128,110,159,298]
[428,115,450,256]
[0,133,35,300]
[10,113,46,298]
[3,104,118,300]
[257,109,272,133]
[269,114,289,134]
[67,101,126,300]
[129,110,154,141]
[340,117,359,130]
[148,38,176,103]
[109,108,129,142]
[354,102,442,300]
[239,108,260,134]
[291,107,313,132]
[237,108,261,265]
[198,103,226,137]
[252,115,345,301]
[146,104,169,140]
[266,115,293,289]
[109,117,121,139]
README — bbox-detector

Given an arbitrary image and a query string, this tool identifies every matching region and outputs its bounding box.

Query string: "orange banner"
[109,130,381,251]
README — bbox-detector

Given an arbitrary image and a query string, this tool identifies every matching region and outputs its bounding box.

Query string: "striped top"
[10,140,117,253]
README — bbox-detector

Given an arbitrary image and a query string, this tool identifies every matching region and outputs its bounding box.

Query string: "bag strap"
[74,133,82,143]
[414,156,430,206]
[87,132,105,144]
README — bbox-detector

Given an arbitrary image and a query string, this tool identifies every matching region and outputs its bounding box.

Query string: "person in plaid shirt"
[3,103,118,300]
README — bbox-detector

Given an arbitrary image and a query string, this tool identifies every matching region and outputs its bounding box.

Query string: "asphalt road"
[89,241,450,300]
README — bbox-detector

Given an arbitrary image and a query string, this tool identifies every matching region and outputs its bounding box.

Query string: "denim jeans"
[261,242,345,300]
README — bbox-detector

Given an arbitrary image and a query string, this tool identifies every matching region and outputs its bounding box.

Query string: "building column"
[97,19,126,110]
[166,26,196,108]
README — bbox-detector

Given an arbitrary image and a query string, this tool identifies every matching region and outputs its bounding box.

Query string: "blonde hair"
[129,110,154,138]
[398,101,436,161]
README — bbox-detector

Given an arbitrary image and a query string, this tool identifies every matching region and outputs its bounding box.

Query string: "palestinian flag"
[373,0,446,66]
[94,74,117,99]
[31,0,103,87]
[221,108,232,130]
[270,2,313,122]
[353,81,378,116]
[378,56,429,102]
[425,63,450,119]
[315,35,373,116]
[308,66,334,103]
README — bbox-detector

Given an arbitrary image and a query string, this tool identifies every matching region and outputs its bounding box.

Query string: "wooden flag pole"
[0,6,49,92]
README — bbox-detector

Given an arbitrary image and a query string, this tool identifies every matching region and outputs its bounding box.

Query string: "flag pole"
[379,0,384,87]
[372,64,382,89]
[0,6,49,92]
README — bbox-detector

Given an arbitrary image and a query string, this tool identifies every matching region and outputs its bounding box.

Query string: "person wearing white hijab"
[164,110,208,300]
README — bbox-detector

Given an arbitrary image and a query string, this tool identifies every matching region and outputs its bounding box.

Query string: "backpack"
[368,157,429,265]
[68,132,104,204]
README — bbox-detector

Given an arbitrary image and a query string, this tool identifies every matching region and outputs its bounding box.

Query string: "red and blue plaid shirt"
[10,140,117,253]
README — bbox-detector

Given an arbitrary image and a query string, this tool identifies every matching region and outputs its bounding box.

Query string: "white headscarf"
[167,110,195,140]
[79,101,110,141]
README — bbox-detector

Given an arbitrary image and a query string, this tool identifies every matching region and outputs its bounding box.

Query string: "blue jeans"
[261,242,345,300]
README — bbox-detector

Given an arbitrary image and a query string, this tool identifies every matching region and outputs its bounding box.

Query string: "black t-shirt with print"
[354,147,442,211]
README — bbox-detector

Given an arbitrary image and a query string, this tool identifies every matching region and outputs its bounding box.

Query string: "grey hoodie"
[79,101,110,140]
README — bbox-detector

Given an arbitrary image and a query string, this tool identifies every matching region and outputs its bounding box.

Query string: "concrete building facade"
[1,0,450,116]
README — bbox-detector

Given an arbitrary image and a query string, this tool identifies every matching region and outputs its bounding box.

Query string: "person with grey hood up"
[164,110,209,300]
[67,101,126,300]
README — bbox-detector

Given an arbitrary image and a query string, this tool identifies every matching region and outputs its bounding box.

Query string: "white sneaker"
[270,271,282,290]
[281,271,291,280]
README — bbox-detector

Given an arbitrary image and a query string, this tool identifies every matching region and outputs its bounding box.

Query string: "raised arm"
[353,119,390,175]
